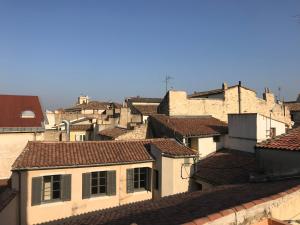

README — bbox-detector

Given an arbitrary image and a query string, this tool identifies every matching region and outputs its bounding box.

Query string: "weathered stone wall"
[160,87,291,125]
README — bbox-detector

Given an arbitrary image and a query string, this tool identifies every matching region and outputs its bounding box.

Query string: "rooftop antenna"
[278,86,281,101]
[164,74,173,93]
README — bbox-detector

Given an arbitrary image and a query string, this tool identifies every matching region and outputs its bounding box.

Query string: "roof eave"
[12,159,155,172]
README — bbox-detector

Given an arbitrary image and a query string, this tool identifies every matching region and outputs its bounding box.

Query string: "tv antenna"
[278,86,282,101]
[164,74,173,93]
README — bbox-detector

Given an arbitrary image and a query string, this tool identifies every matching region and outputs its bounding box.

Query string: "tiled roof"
[150,114,228,137]
[65,101,121,112]
[0,95,44,128]
[152,139,197,157]
[131,105,158,115]
[38,179,300,225]
[70,124,93,131]
[285,102,300,112]
[98,127,129,139]
[12,139,192,170]
[0,188,17,212]
[256,128,300,151]
[194,149,257,185]
[126,97,162,103]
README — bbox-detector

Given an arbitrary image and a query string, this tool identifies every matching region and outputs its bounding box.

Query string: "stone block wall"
[159,86,291,125]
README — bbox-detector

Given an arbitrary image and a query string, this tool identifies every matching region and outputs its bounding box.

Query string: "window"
[21,110,35,118]
[31,175,71,206]
[82,171,116,199]
[134,168,147,190]
[126,167,151,193]
[42,175,61,202]
[91,171,107,195]
[213,136,220,142]
[76,134,86,141]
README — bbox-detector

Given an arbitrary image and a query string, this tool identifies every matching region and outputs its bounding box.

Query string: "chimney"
[297,93,300,102]
[222,82,228,90]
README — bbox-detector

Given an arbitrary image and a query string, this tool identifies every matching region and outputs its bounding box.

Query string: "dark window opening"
[213,136,220,142]
[91,171,107,195]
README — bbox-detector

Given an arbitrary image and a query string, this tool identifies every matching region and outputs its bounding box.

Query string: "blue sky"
[0,0,300,109]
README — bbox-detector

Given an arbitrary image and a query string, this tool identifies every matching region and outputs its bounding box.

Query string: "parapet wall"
[162,87,290,125]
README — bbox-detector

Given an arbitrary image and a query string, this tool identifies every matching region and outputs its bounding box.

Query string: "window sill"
[38,200,64,207]
[87,195,114,201]
[132,189,151,194]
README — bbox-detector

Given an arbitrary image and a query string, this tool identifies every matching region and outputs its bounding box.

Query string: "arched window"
[21,110,35,118]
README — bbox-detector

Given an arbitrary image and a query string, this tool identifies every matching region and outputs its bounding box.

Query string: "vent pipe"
[62,120,70,141]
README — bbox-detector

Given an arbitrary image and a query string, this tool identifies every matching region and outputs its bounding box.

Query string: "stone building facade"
[158,83,291,126]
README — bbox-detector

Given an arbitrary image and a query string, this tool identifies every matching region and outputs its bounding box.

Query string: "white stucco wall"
[228,113,286,153]
[150,145,196,198]
[197,136,225,158]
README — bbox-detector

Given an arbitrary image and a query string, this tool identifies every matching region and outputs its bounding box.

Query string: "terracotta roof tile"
[12,139,193,170]
[150,114,228,137]
[131,105,158,115]
[65,101,121,112]
[152,140,197,157]
[38,179,300,225]
[194,149,257,185]
[256,128,300,151]
[0,95,44,128]
[98,127,129,139]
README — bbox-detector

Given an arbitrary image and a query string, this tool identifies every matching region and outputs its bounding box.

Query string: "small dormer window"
[21,110,35,118]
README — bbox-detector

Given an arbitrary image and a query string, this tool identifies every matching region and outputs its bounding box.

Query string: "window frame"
[133,167,147,191]
[42,175,62,203]
[90,171,108,197]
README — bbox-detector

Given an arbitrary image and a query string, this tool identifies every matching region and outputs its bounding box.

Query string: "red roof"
[194,149,257,185]
[0,95,44,128]
[38,179,300,225]
[256,128,300,151]
[150,114,228,137]
[12,139,194,170]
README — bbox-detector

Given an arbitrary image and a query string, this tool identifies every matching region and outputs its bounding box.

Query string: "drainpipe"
[62,120,70,141]
[238,81,242,114]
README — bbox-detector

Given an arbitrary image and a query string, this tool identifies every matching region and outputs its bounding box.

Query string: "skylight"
[21,110,35,118]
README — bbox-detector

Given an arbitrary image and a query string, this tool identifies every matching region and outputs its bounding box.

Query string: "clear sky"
[0,0,300,109]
